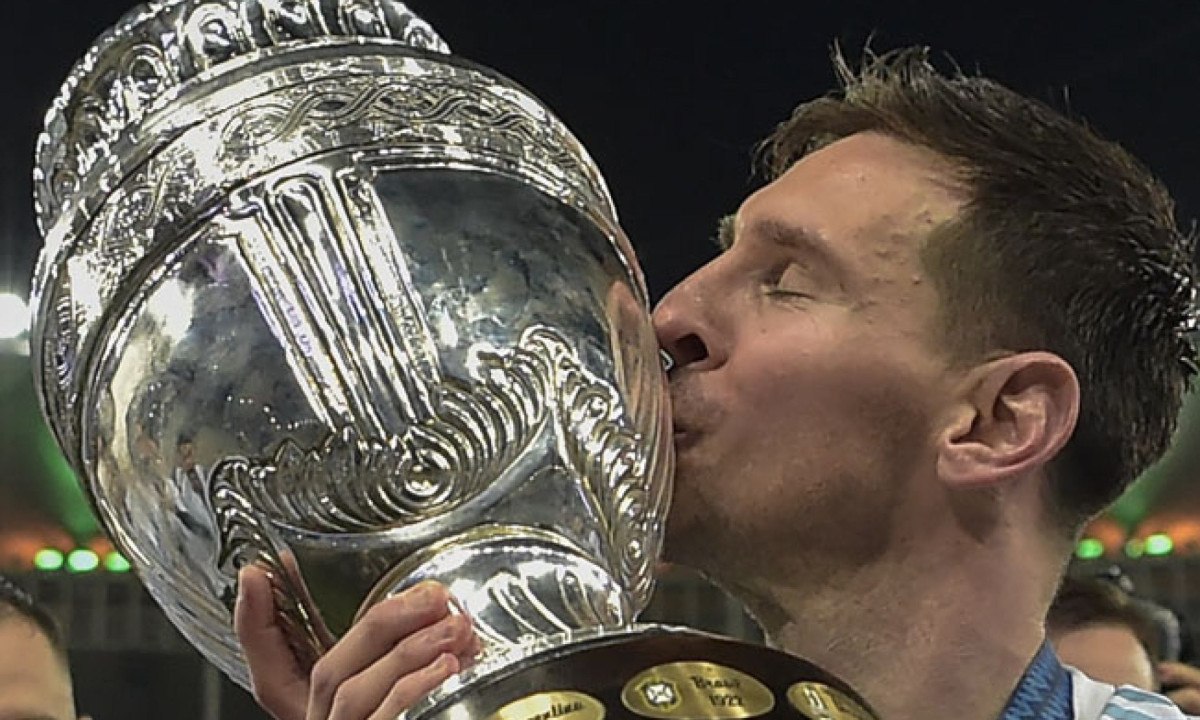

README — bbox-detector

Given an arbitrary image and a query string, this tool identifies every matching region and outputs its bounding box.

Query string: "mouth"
[671,424,698,451]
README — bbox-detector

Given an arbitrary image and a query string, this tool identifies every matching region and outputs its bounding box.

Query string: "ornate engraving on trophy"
[339,0,388,37]
[114,44,172,120]
[218,73,584,178]
[41,289,79,449]
[255,0,327,43]
[182,3,250,70]
[209,474,330,667]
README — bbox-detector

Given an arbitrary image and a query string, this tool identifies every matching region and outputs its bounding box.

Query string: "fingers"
[235,565,310,720]
[1160,661,1200,713]
[1159,660,1200,687]
[1159,661,1200,713]
[236,571,480,720]
[306,583,473,720]
[319,614,473,720]
[364,654,461,720]
[1166,686,1200,714]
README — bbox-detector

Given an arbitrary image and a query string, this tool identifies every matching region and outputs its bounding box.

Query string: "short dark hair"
[0,575,67,661]
[762,46,1198,533]
[1047,575,1163,662]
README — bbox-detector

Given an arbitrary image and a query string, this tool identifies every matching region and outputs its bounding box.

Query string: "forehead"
[737,132,964,267]
[0,619,73,720]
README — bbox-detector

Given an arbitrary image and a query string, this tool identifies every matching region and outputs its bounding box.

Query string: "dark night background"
[3,2,1200,717]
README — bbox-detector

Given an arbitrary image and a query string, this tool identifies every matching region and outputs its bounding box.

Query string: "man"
[234,47,1199,719]
[0,576,78,720]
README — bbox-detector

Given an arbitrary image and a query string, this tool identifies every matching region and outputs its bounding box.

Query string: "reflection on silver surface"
[30,0,672,696]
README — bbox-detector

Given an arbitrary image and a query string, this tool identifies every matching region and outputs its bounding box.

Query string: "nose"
[653,270,725,373]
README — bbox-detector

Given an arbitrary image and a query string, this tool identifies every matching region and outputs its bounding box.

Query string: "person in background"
[1047,575,1164,691]
[0,575,79,720]
[1048,571,1200,714]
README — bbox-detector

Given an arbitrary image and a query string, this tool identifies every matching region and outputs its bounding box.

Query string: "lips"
[671,422,698,451]
[667,385,704,451]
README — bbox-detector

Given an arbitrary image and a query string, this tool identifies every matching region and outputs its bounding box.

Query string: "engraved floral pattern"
[207,327,657,601]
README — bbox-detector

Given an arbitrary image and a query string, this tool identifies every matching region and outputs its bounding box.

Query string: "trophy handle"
[210,461,333,669]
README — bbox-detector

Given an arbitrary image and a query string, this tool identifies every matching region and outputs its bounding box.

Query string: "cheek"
[729,332,921,420]
[724,332,940,473]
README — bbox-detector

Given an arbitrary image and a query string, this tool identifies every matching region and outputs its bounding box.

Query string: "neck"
[724,522,1063,720]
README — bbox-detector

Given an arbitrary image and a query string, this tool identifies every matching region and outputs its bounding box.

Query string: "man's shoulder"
[1098,687,1191,719]
[1070,668,1192,720]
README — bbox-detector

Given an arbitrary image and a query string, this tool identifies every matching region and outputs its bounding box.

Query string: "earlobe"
[937,352,1080,489]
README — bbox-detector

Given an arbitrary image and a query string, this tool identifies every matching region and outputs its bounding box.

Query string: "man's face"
[1052,625,1157,691]
[653,132,966,582]
[0,617,74,720]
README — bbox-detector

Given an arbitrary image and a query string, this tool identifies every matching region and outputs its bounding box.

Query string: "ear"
[936,351,1080,489]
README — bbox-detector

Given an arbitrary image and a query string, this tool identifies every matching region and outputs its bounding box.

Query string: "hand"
[234,566,480,720]
[1158,661,1200,713]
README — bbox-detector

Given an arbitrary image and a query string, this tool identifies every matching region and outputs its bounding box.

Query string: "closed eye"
[763,263,816,299]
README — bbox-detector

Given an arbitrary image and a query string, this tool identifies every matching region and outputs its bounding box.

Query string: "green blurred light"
[1075,538,1105,560]
[104,552,131,573]
[33,548,64,571]
[0,351,100,543]
[1145,534,1174,556]
[1124,539,1145,558]
[66,549,99,573]
[36,430,99,541]
[1107,387,1200,532]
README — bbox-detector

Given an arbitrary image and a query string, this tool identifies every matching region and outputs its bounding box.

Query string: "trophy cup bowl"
[29,2,878,717]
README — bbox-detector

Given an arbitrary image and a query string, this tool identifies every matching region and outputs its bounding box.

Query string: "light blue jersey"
[1069,668,1191,720]
[1001,643,1190,719]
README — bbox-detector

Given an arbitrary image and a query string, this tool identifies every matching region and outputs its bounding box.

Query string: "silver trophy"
[30,2,876,718]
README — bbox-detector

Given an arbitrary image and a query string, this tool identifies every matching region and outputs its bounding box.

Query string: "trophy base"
[414,626,878,720]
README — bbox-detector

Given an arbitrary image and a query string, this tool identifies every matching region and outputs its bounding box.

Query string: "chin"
[660,506,722,573]
[660,504,698,563]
